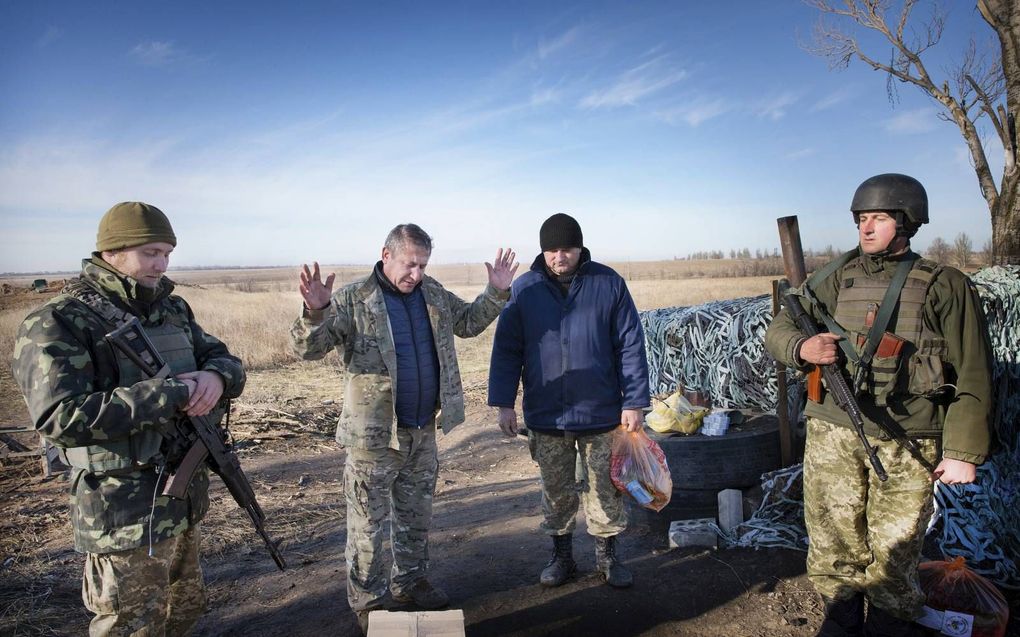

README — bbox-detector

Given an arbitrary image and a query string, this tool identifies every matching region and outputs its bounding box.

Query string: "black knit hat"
[539,213,583,251]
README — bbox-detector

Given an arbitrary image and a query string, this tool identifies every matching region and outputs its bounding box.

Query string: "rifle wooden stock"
[106,318,287,570]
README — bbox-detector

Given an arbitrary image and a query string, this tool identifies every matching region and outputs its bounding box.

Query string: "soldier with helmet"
[765,174,993,637]
[12,202,246,636]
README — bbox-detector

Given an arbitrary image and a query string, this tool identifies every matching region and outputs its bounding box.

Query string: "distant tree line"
[924,232,995,268]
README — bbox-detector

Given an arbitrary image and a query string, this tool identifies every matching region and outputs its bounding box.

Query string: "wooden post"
[772,280,793,467]
[777,216,807,287]
[775,215,809,465]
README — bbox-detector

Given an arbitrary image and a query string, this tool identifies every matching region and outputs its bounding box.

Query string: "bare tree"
[980,238,995,265]
[954,232,974,268]
[927,236,952,263]
[807,0,1020,264]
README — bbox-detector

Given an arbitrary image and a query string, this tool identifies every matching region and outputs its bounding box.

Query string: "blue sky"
[0,1,1004,272]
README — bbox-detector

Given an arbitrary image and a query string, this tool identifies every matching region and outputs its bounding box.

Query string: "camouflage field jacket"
[765,249,992,464]
[12,258,246,553]
[291,270,508,450]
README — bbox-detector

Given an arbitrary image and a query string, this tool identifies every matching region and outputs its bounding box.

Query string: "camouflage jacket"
[291,268,508,450]
[12,257,246,553]
[765,248,993,464]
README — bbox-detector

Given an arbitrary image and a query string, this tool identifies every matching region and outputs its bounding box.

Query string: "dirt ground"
[1,289,1015,637]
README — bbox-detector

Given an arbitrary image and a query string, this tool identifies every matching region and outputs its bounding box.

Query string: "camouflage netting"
[640,265,1020,589]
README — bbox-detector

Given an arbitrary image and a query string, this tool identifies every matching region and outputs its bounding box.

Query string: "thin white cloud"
[129,40,190,67]
[753,92,800,121]
[537,26,582,60]
[579,56,687,109]
[37,26,64,48]
[884,108,938,134]
[785,147,816,160]
[810,87,854,112]
[530,86,562,107]
[654,98,730,127]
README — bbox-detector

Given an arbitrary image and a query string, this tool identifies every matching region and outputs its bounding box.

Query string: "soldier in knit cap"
[488,213,650,589]
[13,202,246,636]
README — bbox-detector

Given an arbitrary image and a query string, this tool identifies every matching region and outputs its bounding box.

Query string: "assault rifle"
[106,318,286,570]
[777,279,890,482]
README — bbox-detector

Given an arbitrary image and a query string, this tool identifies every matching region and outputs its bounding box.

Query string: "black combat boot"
[864,605,924,637]
[816,593,864,636]
[594,535,633,588]
[539,533,576,587]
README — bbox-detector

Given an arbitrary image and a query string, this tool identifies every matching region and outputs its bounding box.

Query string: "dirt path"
[190,399,821,637]
[0,364,818,637]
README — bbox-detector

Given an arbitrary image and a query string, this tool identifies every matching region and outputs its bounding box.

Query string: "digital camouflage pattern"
[83,524,205,636]
[11,257,246,553]
[529,430,626,538]
[803,417,938,619]
[290,272,508,450]
[765,249,993,463]
[344,426,438,611]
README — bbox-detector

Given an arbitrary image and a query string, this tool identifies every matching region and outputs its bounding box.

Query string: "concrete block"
[668,517,718,549]
[717,488,744,533]
[368,609,465,637]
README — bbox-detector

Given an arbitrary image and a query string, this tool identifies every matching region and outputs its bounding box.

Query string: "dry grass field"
[0,259,776,379]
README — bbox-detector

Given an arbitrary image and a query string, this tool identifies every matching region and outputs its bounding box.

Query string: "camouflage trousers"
[344,425,438,611]
[82,524,205,637]
[529,429,626,538]
[803,417,938,620]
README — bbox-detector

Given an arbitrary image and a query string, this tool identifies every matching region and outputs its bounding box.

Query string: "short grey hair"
[384,224,433,255]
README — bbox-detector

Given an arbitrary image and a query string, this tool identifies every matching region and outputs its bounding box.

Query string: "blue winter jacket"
[487,250,650,432]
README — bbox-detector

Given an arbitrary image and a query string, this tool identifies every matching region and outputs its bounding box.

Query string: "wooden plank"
[368,610,465,637]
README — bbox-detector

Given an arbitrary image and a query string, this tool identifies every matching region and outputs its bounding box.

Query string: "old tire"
[646,415,781,491]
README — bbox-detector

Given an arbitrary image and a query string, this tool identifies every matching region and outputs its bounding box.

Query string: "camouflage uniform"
[12,257,245,635]
[528,430,626,537]
[290,270,507,610]
[765,249,993,620]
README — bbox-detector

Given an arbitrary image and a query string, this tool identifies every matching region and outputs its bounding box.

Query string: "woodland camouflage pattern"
[290,272,508,450]
[12,257,245,553]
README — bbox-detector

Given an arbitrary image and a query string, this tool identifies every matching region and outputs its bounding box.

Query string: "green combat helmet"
[851,173,929,238]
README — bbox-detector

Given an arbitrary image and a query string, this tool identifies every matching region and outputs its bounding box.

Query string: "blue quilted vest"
[380,278,440,428]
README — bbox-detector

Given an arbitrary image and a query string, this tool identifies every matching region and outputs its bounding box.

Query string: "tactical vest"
[61,281,199,474]
[831,256,948,403]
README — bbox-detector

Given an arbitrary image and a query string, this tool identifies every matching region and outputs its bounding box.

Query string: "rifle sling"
[859,256,914,370]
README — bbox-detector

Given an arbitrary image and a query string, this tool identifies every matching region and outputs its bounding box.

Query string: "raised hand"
[299,261,336,310]
[485,248,519,292]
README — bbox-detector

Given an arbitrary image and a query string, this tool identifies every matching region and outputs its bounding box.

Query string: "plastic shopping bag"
[917,556,1009,637]
[609,427,672,511]
[645,391,707,434]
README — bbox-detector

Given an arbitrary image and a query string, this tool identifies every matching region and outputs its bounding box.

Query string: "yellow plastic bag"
[646,391,707,434]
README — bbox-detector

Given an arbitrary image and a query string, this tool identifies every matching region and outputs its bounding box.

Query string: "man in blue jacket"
[488,213,650,588]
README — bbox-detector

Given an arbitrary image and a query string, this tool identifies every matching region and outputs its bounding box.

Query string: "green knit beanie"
[96,202,177,251]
